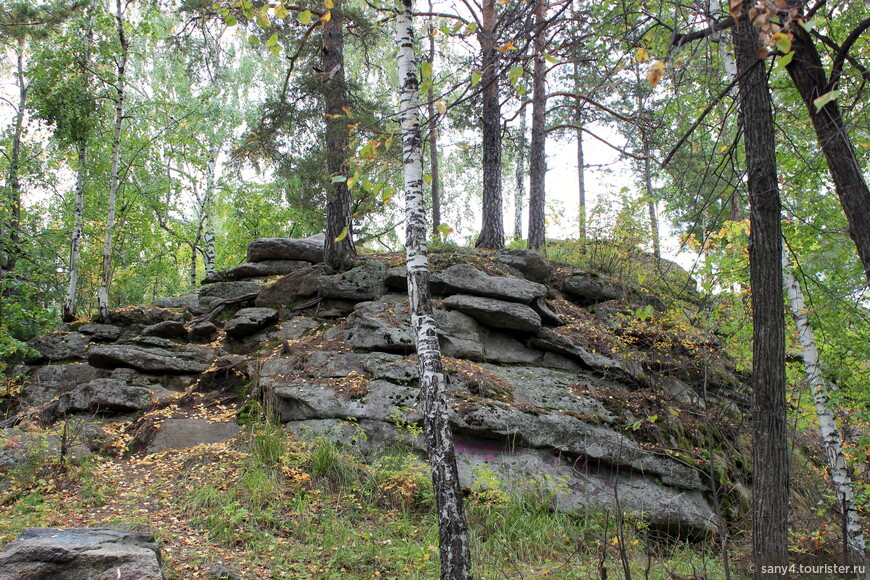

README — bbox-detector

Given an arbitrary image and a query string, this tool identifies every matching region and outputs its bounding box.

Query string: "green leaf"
[224,14,237,26]
[248,34,260,44]
[471,71,481,87]
[334,227,348,243]
[275,4,288,18]
[265,32,278,46]
[421,61,432,80]
[298,9,312,24]
[256,11,270,28]
[813,90,839,111]
[773,32,791,55]
[270,44,281,56]
[798,18,817,33]
[465,22,477,34]
[772,50,794,74]
[331,175,347,183]
[508,65,524,86]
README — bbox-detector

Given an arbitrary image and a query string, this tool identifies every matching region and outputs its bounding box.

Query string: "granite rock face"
[0,528,164,580]
[9,236,747,542]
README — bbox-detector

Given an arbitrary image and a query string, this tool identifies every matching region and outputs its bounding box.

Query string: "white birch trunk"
[63,141,87,322]
[98,0,128,323]
[202,150,218,278]
[514,107,526,240]
[782,247,867,566]
[396,2,470,577]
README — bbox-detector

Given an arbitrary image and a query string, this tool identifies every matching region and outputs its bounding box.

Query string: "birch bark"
[98,0,128,323]
[396,2,471,576]
[782,247,867,567]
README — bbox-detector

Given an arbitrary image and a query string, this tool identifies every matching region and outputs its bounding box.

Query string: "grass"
[0,409,738,579]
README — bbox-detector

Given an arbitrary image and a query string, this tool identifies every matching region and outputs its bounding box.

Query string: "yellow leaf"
[635,47,649,63]
[496,40,516,54]
[646,60,665,88]
[858,143,870,149]
[322,10,331,21]
[436,99,447,114]
[342,106,352,116]
[718,144,729,153]
[324,0,334,7]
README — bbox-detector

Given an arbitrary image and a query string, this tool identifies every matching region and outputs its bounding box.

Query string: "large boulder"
[318,261,387,302]
[108,306,180,327]
[87,344,216,374]
[224,307,279,338]
[444,294,541,332]
[56,379,171,414]
[202,260,312,284]
[436,264,546,304]
[23,364,107,406]
[255,264,333,307]
[246,234,325,263]
[26,332,91,363]
[198,281,262,305]
[433,309,485,360]
[495,248,551,283]
[77,324,123,342]
[344,301,414,353]
[0,528,163,580]
[142,320,188,340]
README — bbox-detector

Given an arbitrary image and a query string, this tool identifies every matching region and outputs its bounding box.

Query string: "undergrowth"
[176,413,730,579]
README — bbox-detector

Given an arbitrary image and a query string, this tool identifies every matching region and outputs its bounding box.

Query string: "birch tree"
[396,0,471,576]
[782,246,867,566]
[97,0,128,323]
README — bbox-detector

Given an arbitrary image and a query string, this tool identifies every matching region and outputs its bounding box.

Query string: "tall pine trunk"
[782,247,866,566]
[475,0,504,249]
[526,0,547,252]
[98,0,128,324]
[396,2,471,576]
[733,7,789,575]
[322,0,356,270]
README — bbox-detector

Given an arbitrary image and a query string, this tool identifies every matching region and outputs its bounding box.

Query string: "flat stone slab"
[224,307,279,338]
[146,419,241,453]
[436,264,546,304]
[202,260,312,284]
[0,527,163,580]
[444,294,541,332]
[88,344,216,374]
[246,235,325,263]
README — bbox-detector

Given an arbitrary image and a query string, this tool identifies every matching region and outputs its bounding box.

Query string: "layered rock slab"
[0,528,164,580]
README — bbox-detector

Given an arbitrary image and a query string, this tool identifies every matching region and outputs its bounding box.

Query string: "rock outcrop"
[4,237,747,541]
